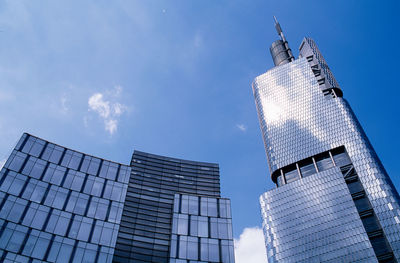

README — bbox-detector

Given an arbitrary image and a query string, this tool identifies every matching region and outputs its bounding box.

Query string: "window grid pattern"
[0,133,130,263]
[113,151,221,263]
[298,37,340,92]
[169,194,234,263]
[253,40,400,261]
[260,168,376,262]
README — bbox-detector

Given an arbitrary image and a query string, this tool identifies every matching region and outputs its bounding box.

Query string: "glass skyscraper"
[254,19,400,262]
[0,133,234,263]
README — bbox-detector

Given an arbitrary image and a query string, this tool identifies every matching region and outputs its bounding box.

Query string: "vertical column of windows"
[339,160,396,263]
[170,194,234,263]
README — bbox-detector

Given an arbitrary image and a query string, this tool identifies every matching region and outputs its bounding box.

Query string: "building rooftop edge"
[133,149,219,167]
[23,132,130,167]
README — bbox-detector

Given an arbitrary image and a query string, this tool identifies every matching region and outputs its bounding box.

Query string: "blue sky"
[0,1,399,261]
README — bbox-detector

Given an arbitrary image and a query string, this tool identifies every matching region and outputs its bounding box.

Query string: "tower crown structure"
[269,16,294,66]
[254,21,400,263]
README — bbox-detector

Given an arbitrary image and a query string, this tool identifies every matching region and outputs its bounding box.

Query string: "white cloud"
[234,227,267,263]
[113,102,127,116]
[87,86,128,135]
[104,119,117,135]
[89,93,111,118]
[236,124,247,132]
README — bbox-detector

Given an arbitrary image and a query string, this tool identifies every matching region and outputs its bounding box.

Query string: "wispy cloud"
[87,86,128,135]
[60,93,68,114]
[236,124,247,132]
[234,227,267,263]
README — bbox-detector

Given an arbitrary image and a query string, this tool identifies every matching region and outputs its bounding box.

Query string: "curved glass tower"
[254,20,400,263]
[0,133,235,263]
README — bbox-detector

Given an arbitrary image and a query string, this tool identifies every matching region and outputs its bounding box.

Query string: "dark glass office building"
[254,20,400,262]
[0,133,234,263]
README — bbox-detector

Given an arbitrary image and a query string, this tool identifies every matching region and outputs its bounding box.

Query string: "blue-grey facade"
[114,151,234,263]
[169,194,234,263]
[254,22,400,262]
[0,133,130,263]
[0,133,234,263]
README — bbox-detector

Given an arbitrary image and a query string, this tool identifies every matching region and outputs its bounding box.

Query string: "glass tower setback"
[254,21,400,263]
[113,151,234,263]
[0,133,234,263]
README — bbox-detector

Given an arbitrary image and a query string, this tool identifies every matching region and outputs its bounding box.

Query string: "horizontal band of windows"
[131,158,219,172]
[120,218,171,229]
[13,135,130,185]
[114,245,169,258]
[119,218,171,230]
[123,199,172,211]
[125,191,175,203]
[117,231,170,244]
[119,219,172,230]
[0,188,121,233]
[131,174,220,186]
[273,145,351,186]
[130,177,220,189]
[131,171,219,182]
[131,155,205,167]
[118,225,170,236]
[120,213,171,226]
[126,188,219,198]
[121,206,171,219]
[120,205,171,216]
[131,166,219,179]
[128,179,219,189]
[128,181,220,192]
[116,238,168,251]
[2,159,127,204]
[0,219,114,262]
[131,153,218,169]
[115,236,170,250]
[116,231,170,244]
[122,209,171,222]
[131,162,218,175]
[114,251,169,262]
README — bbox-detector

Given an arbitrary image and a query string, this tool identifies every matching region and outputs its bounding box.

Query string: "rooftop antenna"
[269,16,294,65]
[273,16,287,42]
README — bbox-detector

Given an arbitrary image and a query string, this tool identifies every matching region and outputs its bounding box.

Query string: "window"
[276,175,285,186]
[8,152,27,172]
[31,233,51,260]
[347,179,363,195]
[284,167,299,184]
[370,235,391,257]
[354,196,372,213]
[299,160,316,177]
[332,148,352,167]
[315,153,334,172]
[361,214,381,233]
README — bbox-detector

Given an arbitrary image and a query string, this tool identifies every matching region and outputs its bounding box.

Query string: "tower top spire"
[269,16,294,66]
[273,16,287,43]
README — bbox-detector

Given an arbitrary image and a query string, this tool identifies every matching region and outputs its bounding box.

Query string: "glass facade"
[169,194,234,263]
[0,133,234,263]
[113,151,234,263]
[254,35,400,262]
[0,133,130,262]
